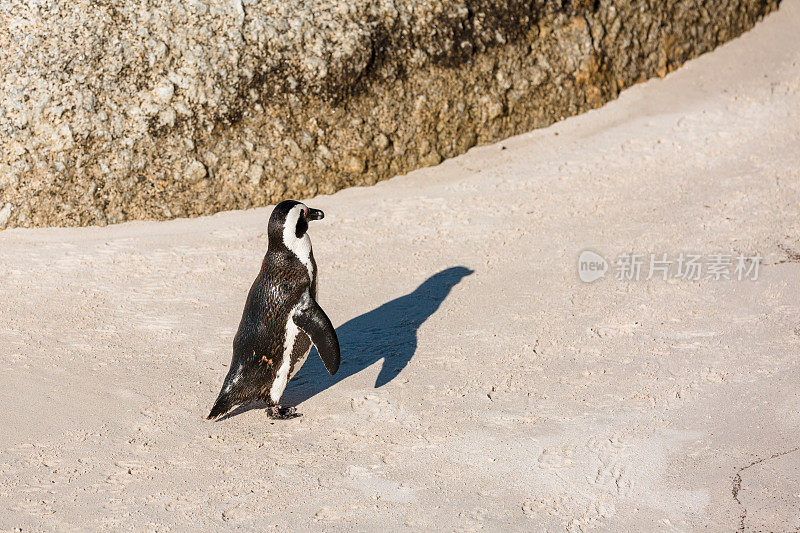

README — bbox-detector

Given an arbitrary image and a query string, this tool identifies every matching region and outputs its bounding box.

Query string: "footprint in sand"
[537,448,574,468]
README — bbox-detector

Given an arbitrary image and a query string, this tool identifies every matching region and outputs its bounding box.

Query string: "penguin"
[207,200,340,420]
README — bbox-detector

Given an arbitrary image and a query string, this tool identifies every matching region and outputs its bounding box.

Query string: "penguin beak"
[305,208,324,221]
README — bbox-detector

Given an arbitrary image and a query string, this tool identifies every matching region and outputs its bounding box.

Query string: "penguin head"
[268,199,324,251]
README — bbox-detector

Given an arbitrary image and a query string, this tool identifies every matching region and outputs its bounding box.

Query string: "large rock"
[0,0,780,228]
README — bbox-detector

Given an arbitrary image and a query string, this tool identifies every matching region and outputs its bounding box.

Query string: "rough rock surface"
[0,0,780,228]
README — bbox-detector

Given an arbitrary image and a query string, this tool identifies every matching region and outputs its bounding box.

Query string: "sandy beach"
[1,1,799,530]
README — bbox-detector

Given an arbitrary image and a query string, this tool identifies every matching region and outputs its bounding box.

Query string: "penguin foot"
[267,405,300,419]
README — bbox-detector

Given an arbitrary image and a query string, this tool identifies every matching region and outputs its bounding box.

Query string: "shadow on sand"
[219,266,472,420]
[284,266,473,406]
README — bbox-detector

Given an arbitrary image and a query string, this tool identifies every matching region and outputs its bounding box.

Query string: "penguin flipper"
[293,293,340,376]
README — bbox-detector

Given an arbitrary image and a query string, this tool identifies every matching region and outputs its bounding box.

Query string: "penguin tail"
[207,392,233,420]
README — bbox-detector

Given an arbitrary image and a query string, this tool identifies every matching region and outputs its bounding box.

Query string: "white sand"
[1,2,799,530]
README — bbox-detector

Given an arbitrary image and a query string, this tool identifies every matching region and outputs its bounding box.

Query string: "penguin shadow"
[279,266,474,408]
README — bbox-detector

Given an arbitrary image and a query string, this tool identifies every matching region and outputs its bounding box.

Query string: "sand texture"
[1,2,799,530]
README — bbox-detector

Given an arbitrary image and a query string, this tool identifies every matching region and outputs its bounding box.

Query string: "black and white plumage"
[207,200,340,420]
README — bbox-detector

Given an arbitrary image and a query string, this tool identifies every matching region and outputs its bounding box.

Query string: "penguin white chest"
[270,303,300,403]
[269,301,313,404]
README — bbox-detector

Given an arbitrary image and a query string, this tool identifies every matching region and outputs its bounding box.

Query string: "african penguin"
[207,200,340,420]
